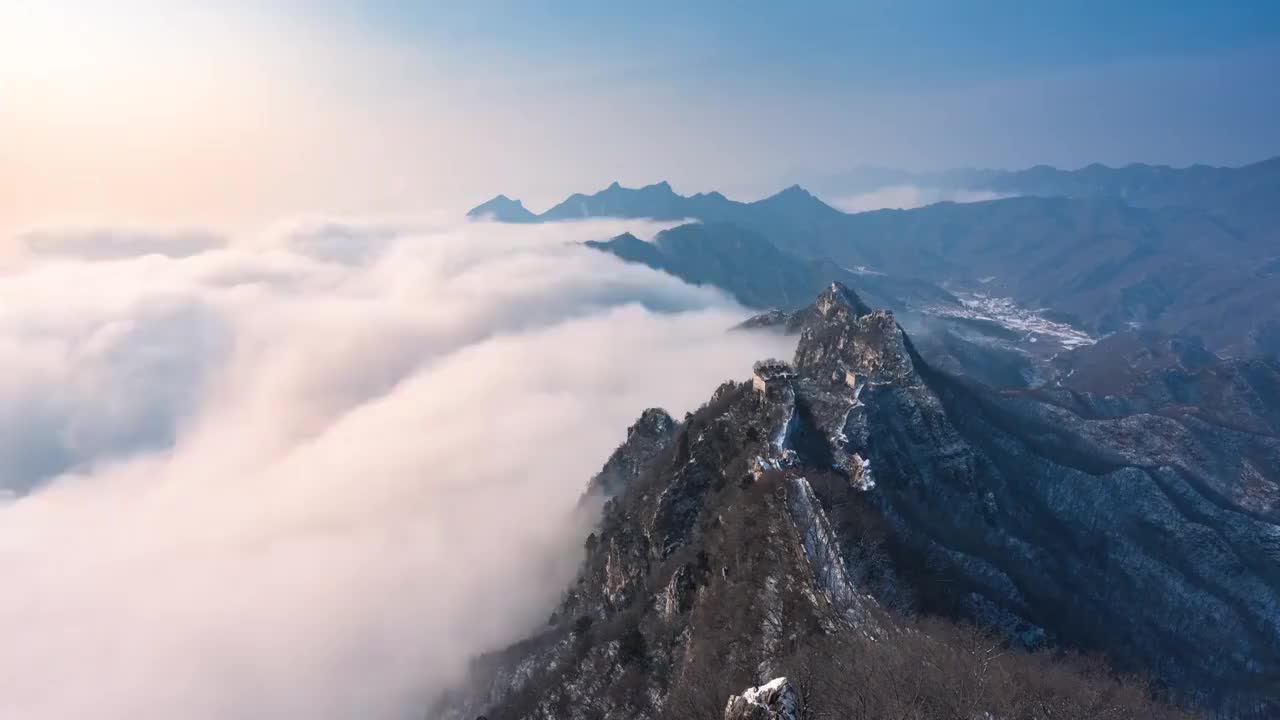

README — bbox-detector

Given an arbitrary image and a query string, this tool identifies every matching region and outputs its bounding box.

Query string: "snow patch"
[929,292,1095,349]
[855,455,875,491]
[725,677,800,720]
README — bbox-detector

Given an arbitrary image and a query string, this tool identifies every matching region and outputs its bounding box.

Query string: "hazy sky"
[3,1,1278,228]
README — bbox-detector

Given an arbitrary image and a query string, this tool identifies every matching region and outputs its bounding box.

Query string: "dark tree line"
[666,615,1197,720]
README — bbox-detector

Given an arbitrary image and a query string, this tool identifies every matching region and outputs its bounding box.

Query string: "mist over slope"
[0,217,793,720]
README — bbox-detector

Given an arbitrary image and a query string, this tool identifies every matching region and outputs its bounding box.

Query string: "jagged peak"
[606,181,623,191]
[794,283,915,383]
[627,407,677,440]
[815,281,873,318]
[584,407,678,498]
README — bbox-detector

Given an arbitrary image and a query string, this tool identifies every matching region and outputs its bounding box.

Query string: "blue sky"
[4,1,1278,225]
[308,1,1280,192]
[352,0,1280,86]
[274,1,1280,178]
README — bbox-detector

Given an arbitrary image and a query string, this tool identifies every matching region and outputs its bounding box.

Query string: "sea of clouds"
[0,217,793,719]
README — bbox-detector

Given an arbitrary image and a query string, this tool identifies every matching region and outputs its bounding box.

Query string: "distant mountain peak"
[598,180,675,195]
[583,231,665,268]
[756,184,840,215]
[465,194,536,223]
[762,184,821,203]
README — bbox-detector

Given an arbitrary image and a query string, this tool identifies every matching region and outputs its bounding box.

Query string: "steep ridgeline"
[785,286,1280,716]
[790,286,1280,716]
[434,284,1277,719]
[432,353,890,720]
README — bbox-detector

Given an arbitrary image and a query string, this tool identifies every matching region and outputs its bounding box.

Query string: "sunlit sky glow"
[3,1,1278,230]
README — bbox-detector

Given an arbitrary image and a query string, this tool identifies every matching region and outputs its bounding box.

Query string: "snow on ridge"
[786,476,876,628]
[773,401,796,454]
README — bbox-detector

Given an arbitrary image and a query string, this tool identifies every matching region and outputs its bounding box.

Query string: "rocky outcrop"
[793,284,914,384]
[723,678,800,720]
[585,408,678,497]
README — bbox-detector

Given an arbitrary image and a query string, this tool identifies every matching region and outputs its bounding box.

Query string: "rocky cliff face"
[585,408,679,498]
[860,348,1280,716]
[435,283,1277,719]
[722,678,801,720]
[433,366,884,719]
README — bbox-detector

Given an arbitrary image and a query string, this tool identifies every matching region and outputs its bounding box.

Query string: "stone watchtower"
[752,359,797,394]
[828,366,858,391]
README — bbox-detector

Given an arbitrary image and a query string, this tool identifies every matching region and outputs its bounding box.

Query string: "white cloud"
[19,227,226,259]
[831,185,1012,213]
[0,217,794,719]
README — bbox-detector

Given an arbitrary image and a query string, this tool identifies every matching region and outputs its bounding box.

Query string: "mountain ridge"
[435,283,1278,719]
[470,160,1280,356]
[468,155,1279,221]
